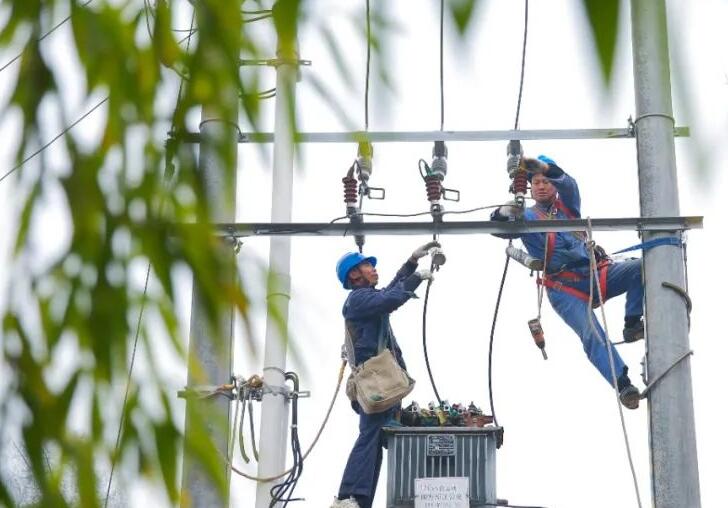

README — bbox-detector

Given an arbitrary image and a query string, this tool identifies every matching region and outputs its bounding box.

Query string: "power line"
[0,13,204,187]
[103,263,151,508]
[513,0,529,129]
[0,96,108,184]
[364,0,371,130]
[488,0,530,432]
[487,253,510,428]
[439,0,445,131]
[0,0,96,75]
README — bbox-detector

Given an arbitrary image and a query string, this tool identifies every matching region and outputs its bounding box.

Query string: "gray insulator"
[357,156,372,183]
[431,156,448,180]
[507,154,521,177]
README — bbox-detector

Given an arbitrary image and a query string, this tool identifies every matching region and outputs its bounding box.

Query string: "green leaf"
[447,0,480,36]
[581,0,620,85]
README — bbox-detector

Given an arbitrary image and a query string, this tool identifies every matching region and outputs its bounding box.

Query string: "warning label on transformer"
[414,477,469,508]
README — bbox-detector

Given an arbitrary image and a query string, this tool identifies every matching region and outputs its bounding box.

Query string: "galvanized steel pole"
[180,103,239,505]
[630,1,701,506]
[255,2,298,506]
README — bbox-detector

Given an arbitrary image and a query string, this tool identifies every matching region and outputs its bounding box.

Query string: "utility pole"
[180,4,241,506]
[630,1,701,507]
[255,2,300,507]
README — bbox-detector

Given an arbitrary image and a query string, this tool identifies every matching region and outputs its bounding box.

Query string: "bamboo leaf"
[581,0,620,85]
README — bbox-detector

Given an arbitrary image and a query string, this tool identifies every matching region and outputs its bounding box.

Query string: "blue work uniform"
[493,162,643,385]
[337,260,422,508]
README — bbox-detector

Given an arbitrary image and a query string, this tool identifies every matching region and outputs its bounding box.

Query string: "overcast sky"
[1,1,727,508]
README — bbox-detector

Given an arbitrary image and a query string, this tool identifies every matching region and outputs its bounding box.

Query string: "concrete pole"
[255,4,298,507]
[630,1,701,507]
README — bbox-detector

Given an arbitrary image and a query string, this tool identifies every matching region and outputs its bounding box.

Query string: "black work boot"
[617,367,640,410]
[622,316,645,343]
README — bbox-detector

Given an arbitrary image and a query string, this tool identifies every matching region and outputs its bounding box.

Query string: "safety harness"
[534,199,610,307]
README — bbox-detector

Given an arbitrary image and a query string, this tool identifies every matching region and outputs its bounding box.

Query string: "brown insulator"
[512,169,528,196]
[424,174,442,202]
[342,175,358,204]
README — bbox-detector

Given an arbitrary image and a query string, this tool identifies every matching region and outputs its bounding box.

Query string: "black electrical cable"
[439,0,445,131]
[269,372,304,507]
[0,0,96,75]
[486,0,530,431]
[422,260,443,406]
[248,398,259,461]
[238,390,250,463]
[0,97,108,184]
[364,0,371,130]
[513,0,529,130]
[103,263,150,508]
[487,254,511,428]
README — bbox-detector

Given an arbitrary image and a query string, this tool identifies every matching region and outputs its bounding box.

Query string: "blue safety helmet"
[526,154,556,182]
[336,252,377,289]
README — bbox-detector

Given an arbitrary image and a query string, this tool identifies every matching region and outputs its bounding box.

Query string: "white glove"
[411,240,441,260]
[416,268,435,282]
[496,199,522,220]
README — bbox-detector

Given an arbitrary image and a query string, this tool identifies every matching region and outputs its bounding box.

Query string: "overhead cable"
[365,0,371,130]
[439,0,445,131]
[513,0,529,129]
[0,0,95,75]
[0,97,109,184]
[487,0,530,433]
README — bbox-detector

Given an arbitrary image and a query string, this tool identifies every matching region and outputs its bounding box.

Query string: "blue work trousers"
[338,404,397,508]
[547,259,643,384]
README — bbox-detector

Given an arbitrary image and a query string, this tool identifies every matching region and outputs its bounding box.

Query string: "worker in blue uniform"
[492,155,643,409]
[331,241,439,508]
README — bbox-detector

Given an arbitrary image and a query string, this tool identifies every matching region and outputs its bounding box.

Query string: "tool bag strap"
[344,315,391,367]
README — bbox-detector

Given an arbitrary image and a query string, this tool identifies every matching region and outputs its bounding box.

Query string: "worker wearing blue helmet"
[331,240,439,508]
[492,155,644,410]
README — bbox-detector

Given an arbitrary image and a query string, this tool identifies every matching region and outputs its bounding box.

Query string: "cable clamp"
[640,350,694,399]
[261,383,310,399]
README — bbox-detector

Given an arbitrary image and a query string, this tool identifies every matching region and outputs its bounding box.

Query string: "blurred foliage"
[0,0,655,506]
[581,0,620,85]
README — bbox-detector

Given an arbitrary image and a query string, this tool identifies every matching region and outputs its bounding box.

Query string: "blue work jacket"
[343,260,421,370]
[495,163,591,273]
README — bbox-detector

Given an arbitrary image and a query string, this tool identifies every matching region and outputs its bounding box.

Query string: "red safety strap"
[534,199,609,307]
[538,261,609,308]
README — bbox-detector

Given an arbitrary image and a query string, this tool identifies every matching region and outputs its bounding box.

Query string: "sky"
[2,1,728,508]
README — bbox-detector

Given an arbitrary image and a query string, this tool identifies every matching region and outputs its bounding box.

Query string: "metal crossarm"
[212,216,702,238]
[180,127,689,144]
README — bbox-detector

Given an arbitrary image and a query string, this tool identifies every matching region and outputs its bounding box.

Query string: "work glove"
[522,156,549,175]
[494,199,522,221]
[416,268,435,282]
[410,240,441,261]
